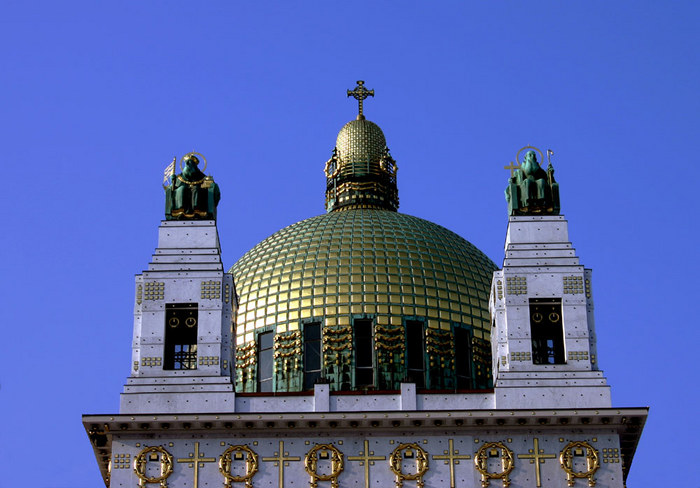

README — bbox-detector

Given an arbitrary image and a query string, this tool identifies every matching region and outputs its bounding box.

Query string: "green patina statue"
[505,150,560,215]
[165,153,221,220]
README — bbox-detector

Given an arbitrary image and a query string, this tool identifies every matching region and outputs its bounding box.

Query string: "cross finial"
[504,160,520,178]
[347,80,374,119]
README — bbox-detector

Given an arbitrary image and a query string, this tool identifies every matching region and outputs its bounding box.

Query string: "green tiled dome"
[230,209,496,393]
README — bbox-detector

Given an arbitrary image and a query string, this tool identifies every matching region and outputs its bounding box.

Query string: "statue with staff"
[163,152,221,220]
[504,146,560,215]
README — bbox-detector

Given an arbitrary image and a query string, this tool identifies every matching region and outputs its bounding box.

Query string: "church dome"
[230,210,496,393]
[230,81,496,394]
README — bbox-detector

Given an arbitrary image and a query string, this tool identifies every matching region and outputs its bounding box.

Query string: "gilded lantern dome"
[230,82,496,394]
[335,118,386,176]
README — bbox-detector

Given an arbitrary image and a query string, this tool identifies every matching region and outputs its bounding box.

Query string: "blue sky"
[1,2,697,486]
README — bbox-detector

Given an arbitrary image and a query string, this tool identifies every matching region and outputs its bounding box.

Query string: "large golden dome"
[230,209,496,393]
[230,82,495,394]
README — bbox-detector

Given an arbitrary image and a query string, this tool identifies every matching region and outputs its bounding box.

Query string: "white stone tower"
[120,154,236,414]
[490,214,611,409]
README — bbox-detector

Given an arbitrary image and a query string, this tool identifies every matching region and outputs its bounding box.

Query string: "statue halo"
[516,146,544,165]
[180,152,208,173]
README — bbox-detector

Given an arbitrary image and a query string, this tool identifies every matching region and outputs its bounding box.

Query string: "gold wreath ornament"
[304,443,344,488]
[389,443,429,488]
[133,446,173,488]
[474,442,515,488]
[559,441,600,487]
[219,445,259,488]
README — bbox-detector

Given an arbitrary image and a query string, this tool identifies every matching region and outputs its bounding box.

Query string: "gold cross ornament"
[516,438,556,487]
[348,439,387,488]
[347,80,374,118]
[432,439,471,488]
[176,442,216,488]
[262,440,301,488]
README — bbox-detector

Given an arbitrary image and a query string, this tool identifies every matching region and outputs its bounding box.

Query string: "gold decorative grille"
[563,275,584,295]
[112,453,131,469]
[198,356,220,366]
[201,280,221,300]
[143,281,165,300]
[567,351,589,361]
[505,276,527,295]
[141,357,162,367]
[601,448,620,464]
[510,351,531,362]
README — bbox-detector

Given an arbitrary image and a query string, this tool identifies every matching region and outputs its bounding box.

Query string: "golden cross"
[347,80,374,118]
[504,160,521,178]
[262,440,301,488]
[348,439,387,488]
[517,438,556,487]
[176,441,216,488]
[432,439,471,488]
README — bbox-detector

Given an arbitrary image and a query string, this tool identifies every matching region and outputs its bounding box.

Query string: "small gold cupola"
[324,81,399,212]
